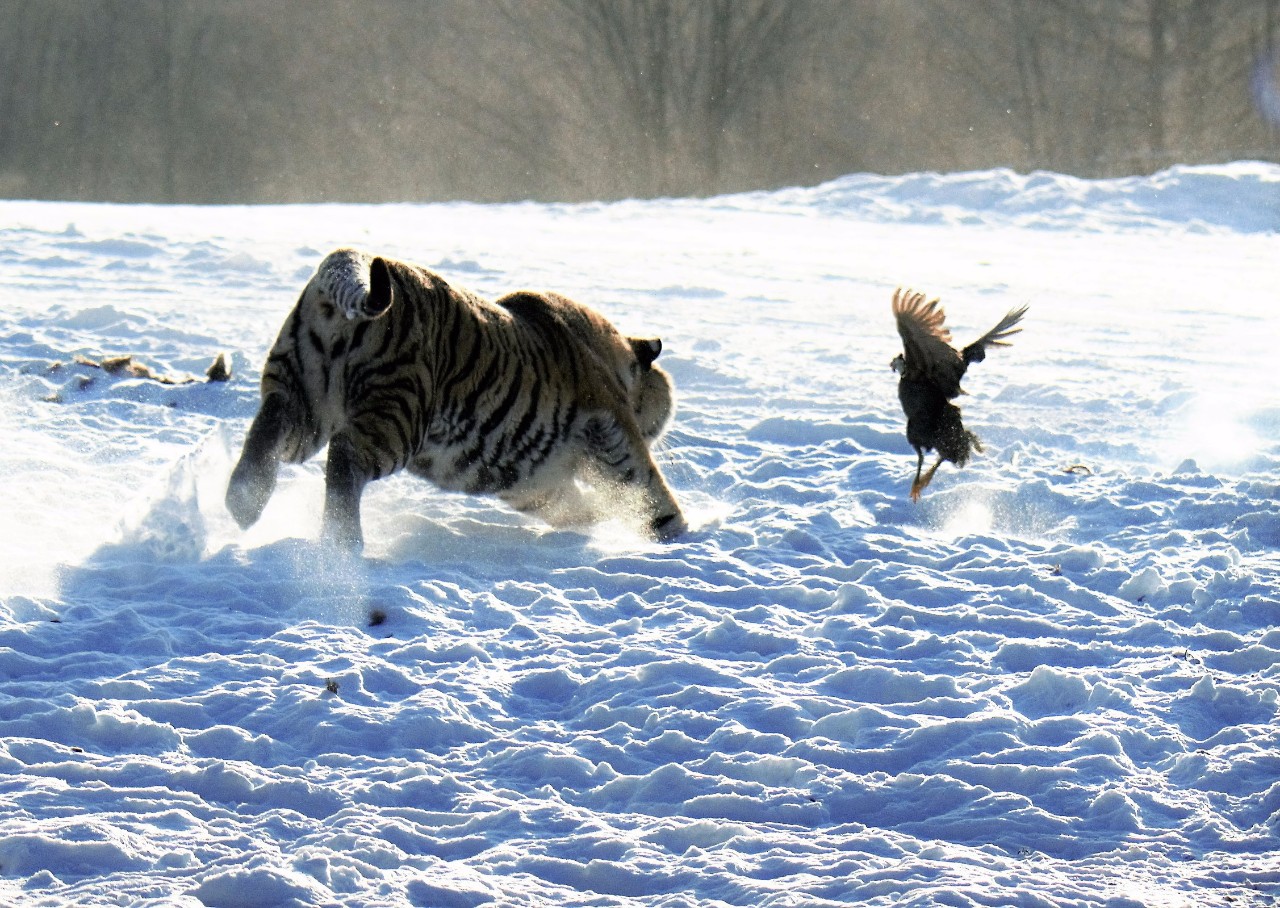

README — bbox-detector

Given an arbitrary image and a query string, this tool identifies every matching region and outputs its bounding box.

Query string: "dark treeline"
[1,0,1277,204]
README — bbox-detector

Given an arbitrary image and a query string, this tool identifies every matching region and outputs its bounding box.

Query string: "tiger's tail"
[316,249,394,321]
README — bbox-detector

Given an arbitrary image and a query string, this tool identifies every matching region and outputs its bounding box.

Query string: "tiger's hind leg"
[226,393,290,529]
[320,410,414,551]
[321,432,372,551]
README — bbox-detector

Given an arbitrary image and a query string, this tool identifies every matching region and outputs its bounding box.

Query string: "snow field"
[0,165,1277,906]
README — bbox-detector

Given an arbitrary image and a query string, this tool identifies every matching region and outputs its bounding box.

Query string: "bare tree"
[477,0,842,197]
[0,1,1275,202]
[923,0,1146,175]
[923,0,1276,175]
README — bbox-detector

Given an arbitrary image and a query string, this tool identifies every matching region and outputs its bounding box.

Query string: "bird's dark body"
[898,379,977,468]
[890,288,1025,499]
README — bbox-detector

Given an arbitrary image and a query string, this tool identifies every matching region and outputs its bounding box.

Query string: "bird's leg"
[910,456,944,502]
[909,449,925,502]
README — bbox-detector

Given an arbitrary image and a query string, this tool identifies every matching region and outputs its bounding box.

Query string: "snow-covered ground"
[0,163,1277,907]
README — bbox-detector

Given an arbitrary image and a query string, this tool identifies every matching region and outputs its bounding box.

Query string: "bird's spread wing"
[893,288,965,395]
[961,305,1028,363]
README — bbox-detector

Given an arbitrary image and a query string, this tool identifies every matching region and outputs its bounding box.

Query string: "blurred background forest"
[2,0,1278,203]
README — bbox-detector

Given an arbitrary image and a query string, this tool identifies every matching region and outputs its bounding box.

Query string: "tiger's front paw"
[650,511,687,542]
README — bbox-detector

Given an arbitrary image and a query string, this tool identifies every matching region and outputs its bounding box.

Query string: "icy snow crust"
[0,163,1277,906]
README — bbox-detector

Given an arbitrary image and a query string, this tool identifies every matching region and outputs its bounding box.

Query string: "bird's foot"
[910,461,943,501]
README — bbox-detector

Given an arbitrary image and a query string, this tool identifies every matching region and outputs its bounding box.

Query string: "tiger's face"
[626,336,674,444]
[546,295,674,446]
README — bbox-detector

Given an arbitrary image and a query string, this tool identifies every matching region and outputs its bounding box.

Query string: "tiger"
[224,248,687,550]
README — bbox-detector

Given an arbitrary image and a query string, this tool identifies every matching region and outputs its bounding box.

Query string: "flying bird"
[891,288,1027,501]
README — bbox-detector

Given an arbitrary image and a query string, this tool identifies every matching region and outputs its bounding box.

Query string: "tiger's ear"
[365,256,394,318]
[630,337,662,370]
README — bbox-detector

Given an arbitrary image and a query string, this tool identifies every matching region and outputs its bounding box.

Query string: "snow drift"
[0,163,1277,906]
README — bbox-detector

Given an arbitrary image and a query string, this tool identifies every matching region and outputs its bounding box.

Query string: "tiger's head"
[627,336,675,444]
[526,291,675,448]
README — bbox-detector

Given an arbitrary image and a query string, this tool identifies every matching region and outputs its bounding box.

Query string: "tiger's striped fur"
[225,248,686,549]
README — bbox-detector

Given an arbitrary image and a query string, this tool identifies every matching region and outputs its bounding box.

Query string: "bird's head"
[890,353,905,374]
